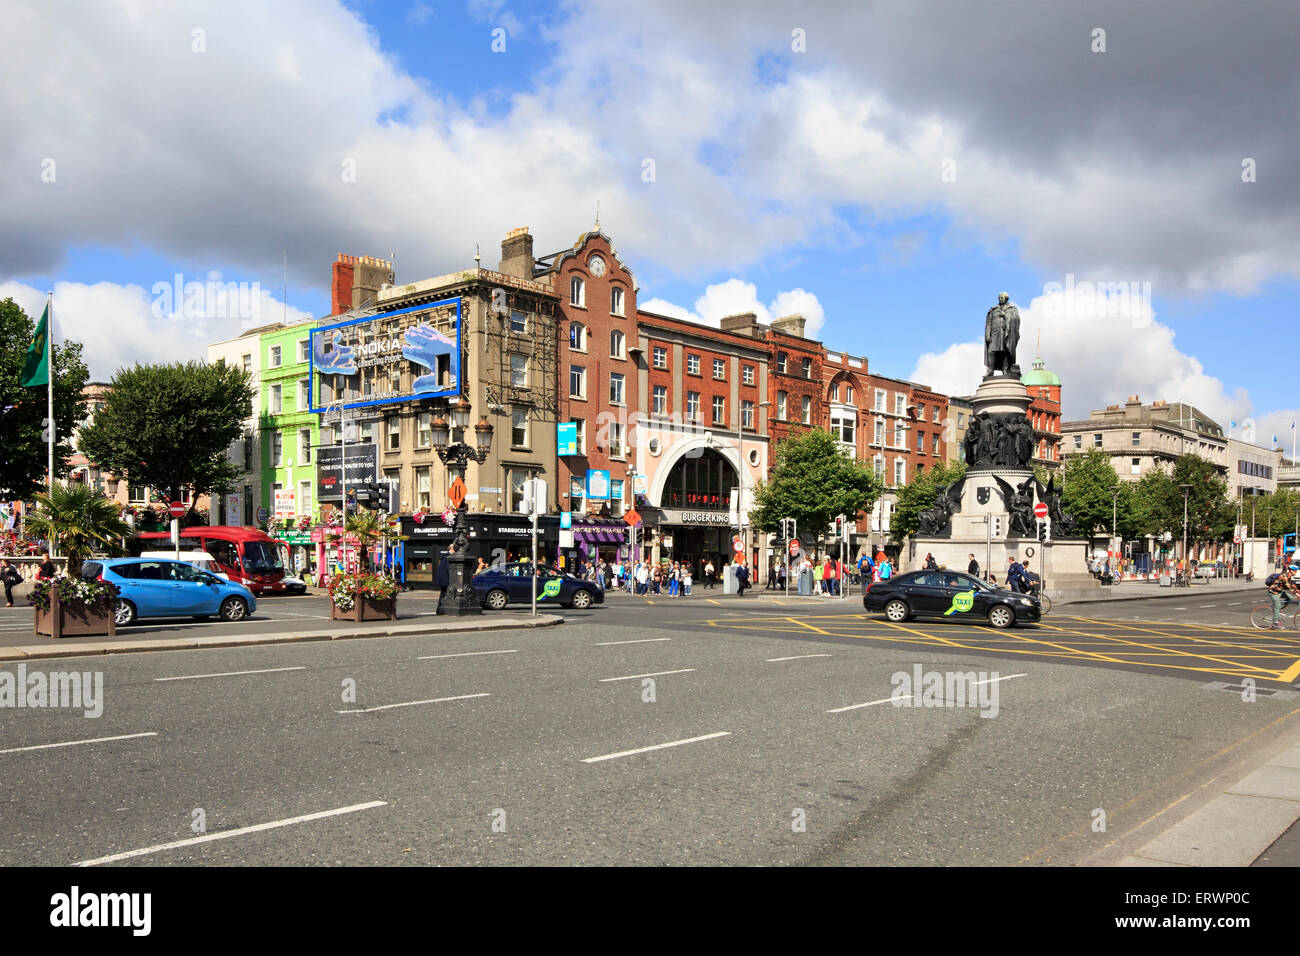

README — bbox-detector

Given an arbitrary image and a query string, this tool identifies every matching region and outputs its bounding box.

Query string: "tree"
[1058,451,1125,538]
[0,298,90,498]
[891,459,967,543]
[749,429,882,545]
[22,483,132,576]
[326,507,401,571]
[77,361,254,502]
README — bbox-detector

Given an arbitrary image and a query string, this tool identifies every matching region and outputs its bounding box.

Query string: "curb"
[0,614,564,661]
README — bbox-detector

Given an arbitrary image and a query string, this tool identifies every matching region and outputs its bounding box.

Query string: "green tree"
[0,298,90,498]
[891,459,967,543]
[1058,451,1128,538]
[749,429,882,544]
[23,483,132,575]
[77,360,254,502]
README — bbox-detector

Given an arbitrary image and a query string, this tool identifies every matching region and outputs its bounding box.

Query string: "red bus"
[131,526,288,594]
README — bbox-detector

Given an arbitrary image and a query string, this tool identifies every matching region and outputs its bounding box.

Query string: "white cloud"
[641,279,824,336]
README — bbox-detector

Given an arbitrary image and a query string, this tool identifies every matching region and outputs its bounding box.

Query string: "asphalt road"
[3,590,1299,866]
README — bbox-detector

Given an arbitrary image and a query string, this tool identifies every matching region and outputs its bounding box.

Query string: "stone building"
[1061,397,1228,480]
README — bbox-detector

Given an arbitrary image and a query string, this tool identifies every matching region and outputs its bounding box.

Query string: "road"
[3,585,1299,866]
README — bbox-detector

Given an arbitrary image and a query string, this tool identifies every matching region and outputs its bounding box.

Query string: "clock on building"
[588,255,606,277]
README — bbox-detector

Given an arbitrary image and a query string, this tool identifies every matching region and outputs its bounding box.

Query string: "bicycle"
[1028,583,1052,614]
[1250,600,1300,630]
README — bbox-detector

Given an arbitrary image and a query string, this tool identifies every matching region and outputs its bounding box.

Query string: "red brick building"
[717,314,824,445]
[1023,355,1062,467]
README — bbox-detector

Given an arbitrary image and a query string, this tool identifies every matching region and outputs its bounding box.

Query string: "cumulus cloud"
[641,279,825,336]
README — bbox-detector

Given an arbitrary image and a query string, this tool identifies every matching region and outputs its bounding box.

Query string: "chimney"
[332,254,394,315]
[770,314,807,338]
[720,312,761,337]
[499,227,534,279]
[1126,394,1141,405]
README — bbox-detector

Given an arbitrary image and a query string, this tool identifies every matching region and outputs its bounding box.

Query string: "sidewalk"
[0,613,563,662]
[1057,579,1260,606]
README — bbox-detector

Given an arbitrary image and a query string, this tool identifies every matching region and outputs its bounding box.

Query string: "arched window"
[660,448,738,511]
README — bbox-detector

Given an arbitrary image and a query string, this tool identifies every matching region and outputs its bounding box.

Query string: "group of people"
[566,556,755,597]
[1,551,57,607]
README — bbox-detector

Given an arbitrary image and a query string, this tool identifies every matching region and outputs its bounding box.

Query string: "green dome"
[1022,357,1060,387]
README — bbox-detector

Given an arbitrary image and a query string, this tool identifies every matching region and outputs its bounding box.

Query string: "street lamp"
[431,398,494,616]
[1179,483,1191,583]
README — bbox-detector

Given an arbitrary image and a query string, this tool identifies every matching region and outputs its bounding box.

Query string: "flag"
[19,304,49,387]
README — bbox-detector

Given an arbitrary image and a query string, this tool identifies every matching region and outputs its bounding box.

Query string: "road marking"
[337,693,490,714]
[1200,605,1217,608]
[1226,602,1242,606]
[417,650,519,660]
[974,673,1028,685]
[582,731,730,763]
[828,695,908,713]
[155,666,306,682]
[599,668,695,682]
[76,800,388,866]
[766,653,833,662]
[594,638,672,646]
[0,732,158,755]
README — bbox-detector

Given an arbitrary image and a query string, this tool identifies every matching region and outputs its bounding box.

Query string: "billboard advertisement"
[557,422,578,456]
[273,490,296,519]
[316,442,379,502]
[309,297,462,413]
[586,469,610,501]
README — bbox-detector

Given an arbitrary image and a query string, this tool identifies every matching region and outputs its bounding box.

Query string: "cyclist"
[1267,563,1300,629]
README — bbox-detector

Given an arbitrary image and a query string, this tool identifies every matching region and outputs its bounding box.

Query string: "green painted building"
[258,321,320,527]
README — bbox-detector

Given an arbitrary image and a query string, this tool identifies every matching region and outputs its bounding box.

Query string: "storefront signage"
[675,511,731,525]
[586,469,610,501]
[558,422,578,456]
[316,443,379,501]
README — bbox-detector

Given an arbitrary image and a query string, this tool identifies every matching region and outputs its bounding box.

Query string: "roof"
[1022,356,1060,387]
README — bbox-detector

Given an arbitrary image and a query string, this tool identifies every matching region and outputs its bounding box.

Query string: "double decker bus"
[130,526,288,594]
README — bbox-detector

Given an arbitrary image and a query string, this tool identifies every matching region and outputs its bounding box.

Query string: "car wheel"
[987,605,1015,629]
[884,599,910,622]
[114,600,137,626]
[571,589,593,609]
[485,589,508,610]
[219,597,248,622]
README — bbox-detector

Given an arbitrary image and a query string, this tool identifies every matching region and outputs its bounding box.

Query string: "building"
[1022,355,1062,467]
[946,395,976,465]
[258,320,321,529]
[1061,396,1228,480]
[1227,438,1281,499]
[208,326,269,526]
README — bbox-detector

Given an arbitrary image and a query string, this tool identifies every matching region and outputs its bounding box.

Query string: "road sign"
[257,507,268,522]
[168,501,186,518]
[448,476,467,509]
[1235,535,1242,544]
[789,539,799,556]
[623,507,641,526]
[733,537,744,553]
[1033,502,1049,519]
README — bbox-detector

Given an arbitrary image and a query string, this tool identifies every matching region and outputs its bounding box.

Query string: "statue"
[984,292,1021,377]
[918,478,966,536]
[1036,474,1078,537]
[992,475,1037,537]
[1015,418,1035,466]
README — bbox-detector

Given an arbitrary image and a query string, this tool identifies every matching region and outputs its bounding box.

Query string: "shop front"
[570,519,634,570]
[654,508,734,578]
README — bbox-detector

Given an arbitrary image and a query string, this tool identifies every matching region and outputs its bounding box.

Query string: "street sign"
[560,511,572,530]
[257,507,268,522]
[1234,535,1242,544]
[623,507,641,526]
[1033,502,1049,519]
[168,501,186,518]
[733,537,744,553]
[789,540,799,556]
[448,476,467,509]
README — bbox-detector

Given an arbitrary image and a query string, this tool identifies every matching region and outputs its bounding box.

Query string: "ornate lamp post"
[431,397,494,616]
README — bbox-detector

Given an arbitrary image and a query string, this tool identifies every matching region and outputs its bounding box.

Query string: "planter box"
[330,595,397,622]
[33,590,118,639]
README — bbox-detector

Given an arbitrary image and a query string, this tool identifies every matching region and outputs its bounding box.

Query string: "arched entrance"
[653,446,740,579]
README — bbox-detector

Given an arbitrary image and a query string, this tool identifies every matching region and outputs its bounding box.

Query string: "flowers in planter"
[28,575,119,612]
[325,572,399,611]
[441,507,456,526]
[413,507,430,525]
[296,515,312,532]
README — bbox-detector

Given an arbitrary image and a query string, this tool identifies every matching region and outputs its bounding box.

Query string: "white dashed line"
[594,638,672,646]
[155,666,306,682]
[582,732,730,763]
[0,732,159,755]
[598,669,696,682]
[337,693,490,714]
[417,650,519,660]
[766,654,833,662]
[828,695,906,713]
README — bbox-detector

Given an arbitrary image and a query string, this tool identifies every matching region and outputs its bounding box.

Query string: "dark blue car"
[471,563,604,610]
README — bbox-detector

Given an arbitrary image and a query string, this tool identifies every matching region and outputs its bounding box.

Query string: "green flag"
[20,304,50,388]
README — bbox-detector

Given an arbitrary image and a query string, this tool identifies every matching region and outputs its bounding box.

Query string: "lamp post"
[1179,483,1191,583]
[1111,486,1118,573]
[430,397,494,616]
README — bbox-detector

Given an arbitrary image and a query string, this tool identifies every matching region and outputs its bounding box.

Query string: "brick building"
[1023,355,1062,467]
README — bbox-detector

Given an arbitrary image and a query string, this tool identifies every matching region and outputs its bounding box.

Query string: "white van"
[140,550,230,580]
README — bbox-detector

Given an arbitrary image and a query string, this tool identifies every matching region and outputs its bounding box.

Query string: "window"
[957,413,966,428]
[360,421,373,444]
[299,480,312,517]
[416,466,431,509]
[653,385,667,416]
[776,352,788,374]
[610,287,624,316]
[417,412,432,449]
[933,434,940,455]
[569,365,586,399]
[510,354,528,387]
[572,418,585,454]
[801,357,812,379]
[510,310,527,333]
[776,390,788,420]
[570,477,584,501]
[894,422,905,447]
[299,429,312,465]
[801,395,811,424]
[129,483,147,504]
[917,431,925,454]
[297,340,309,363]
[1073,434,1082,450]
[1132,431,1141,447]
[1131,457,1141,475]
[874,456,885,481]
[742,400,755,429]
[507,469,531,514]
[570,276,585,307]
[610,329,625,359]
[687,354,700,375]
[743,365,754,385]
[1093,433,1103,448]
[242,432,254,470]
[846,386,854,404]
[874,419,885,445]
[653,346,667,369]
[272,431,283,467]
[687,391,701,422]
[610,478,624,514]
[388,418,400,450]
[894,459,905,486]
[713,358,725,380]
[918,403,926,421]
[269,345,281,368]
[512,407,528,447]
[609,422,625,459]
[609,372,625,406]
[933,406,941,423]
[270,385,282,414]
[298,378,310,411]
[831,413,855,446]
[874,389,886,412]
[242,353,252,372]
[570,322,587,351]
[712,395,725,425]
[895,394,906,416]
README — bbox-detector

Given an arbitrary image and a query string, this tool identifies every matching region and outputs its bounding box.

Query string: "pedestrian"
[878,555,892,581]
[635,561,649,595]
[705,558,716,589]
[925,552,938,570]
[1007,556,1031,594]
[858,552,874,593]
[1267,564,1300,628]
[36,551,56,580]
[777,561,787,589]
[435,544,455,613]
[683,566,693,596]
[767,561,777,589]
[669,562,680,597]
[735,561,750,596]
[823,558,837,596]
[967,553,980,577]
[813,558,825,595]
[1,559,19,607]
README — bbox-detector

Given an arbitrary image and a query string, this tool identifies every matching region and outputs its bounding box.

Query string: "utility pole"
[1180,483,1192,584]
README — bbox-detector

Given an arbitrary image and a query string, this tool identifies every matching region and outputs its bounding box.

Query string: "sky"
[2,0,1297,446]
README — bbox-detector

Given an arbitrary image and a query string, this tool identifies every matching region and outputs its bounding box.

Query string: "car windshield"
[241,542,283,573]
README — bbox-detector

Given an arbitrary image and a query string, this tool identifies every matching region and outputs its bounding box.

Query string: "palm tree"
[326,508,403,572]
[23,483,132,577]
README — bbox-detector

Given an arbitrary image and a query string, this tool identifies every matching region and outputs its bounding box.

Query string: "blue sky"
[3,0,1297,440]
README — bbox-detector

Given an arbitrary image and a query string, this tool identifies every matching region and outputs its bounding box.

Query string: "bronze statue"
[918,478,966,536]
[992,474,1037,537]
[984,292,1021,377]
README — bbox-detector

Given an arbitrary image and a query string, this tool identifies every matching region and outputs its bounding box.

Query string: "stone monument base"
[908,536,1100,593]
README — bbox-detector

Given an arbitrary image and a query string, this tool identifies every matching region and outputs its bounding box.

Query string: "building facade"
[1062,397,1228,480]
[1023,356,1062,467]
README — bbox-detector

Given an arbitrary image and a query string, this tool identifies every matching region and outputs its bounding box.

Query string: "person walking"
[682,565,693,596]
[777,561,787,590]
[813,558,824,595]
[1,559,20,607]
[705,558,716,589]
[878,555,892,582]
[967,553,980,577]
[735,561,750,597]
[925,552,938,570]
[823,558,837,597]
[1007,556,1031,594]
[858,552,874,593]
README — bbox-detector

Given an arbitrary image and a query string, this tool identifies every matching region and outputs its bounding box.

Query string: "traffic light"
[835,514,846,537]
[378,481,392,513]
[992,516,1002,537]
[1038,521,1047,543]
[41,417,53,442]
[364,480,391,513]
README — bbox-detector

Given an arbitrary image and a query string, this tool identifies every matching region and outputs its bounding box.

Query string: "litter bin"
[1158,573,1172,587]
[798,567,813,596]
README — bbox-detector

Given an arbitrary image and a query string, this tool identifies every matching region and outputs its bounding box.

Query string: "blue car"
[82,557,257,625]
[471,563,604,610]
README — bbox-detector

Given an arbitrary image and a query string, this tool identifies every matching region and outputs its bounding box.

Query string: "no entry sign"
[168,501,186,518]
[1033,502,1049,519]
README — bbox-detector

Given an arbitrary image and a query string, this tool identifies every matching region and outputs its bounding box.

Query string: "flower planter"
[330,595,397,622]
[33,589,118,639]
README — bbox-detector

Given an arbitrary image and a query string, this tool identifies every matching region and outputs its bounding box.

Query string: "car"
[280,575,308,595]
[471,562,604,610]
[863,569,1040,629]
[81,557,257,626]
[139,550,229,580]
